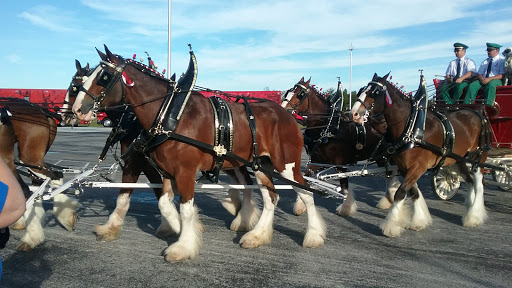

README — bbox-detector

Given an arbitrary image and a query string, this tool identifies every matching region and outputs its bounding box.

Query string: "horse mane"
[309,84,330,103]
[385,79,413,100]
[120,56,169,83]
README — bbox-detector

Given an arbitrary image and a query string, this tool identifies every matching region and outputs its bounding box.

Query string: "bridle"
[354,80,387,123]
[79,58,127,115]
[282,83,311,114]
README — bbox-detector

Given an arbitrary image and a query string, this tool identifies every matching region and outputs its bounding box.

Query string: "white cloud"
[18,5,74,32]
[7,54,22,64]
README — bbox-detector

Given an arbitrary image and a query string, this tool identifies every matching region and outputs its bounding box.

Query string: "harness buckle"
[213,145,227,156]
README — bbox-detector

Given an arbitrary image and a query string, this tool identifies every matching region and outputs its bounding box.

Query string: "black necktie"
[486,59,493,77]
[455,59,461,80]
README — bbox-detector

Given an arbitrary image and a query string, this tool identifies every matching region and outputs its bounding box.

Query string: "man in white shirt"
[463,42,505,105]
[439,42,476,104]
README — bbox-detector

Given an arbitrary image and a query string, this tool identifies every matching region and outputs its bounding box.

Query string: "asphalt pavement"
[1,127,511,288]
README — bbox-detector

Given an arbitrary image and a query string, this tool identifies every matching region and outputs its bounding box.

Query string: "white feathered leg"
[239,171,276,248]
[377,175,399,209]
[381,198,411,238]
[408,185,432,231]
[53,194,79,231]
[164,199,203,261]
[156,192,181,236]
[463,170,488,227]
[336,187,357,216]
[16,200,46,251]
[94,193,130,241]
[293,195,307,216]
[222,189,242,216]
[285,163,325,247]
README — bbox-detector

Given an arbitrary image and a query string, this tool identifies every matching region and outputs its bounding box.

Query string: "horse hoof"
[336,202,357,217]
[376,197,392,209]
[381,224,404,238]
[16,242,35,252]
[164,243,199,262]
[10,217,26,230]
[94,225,120,242]
[10,223,26,230]
[303,234,325,248]
[59,212,78,231]
[239,233,266,249]
[230,218,247,232]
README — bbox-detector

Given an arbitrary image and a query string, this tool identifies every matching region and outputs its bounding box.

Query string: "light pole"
[167,0,172,79]
[349,43,354,108]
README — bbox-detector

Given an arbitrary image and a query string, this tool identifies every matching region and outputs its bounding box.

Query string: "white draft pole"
[349,43,354,108]
[167,0,172,79]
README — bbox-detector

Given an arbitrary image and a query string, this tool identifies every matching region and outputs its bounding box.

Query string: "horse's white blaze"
[351,89,369,124]
[281,90,294,109]
[72,65,102,121]
[463,170,488,227]
[158,193,181,234]
[164,199,202,261]
[18,200,45,249]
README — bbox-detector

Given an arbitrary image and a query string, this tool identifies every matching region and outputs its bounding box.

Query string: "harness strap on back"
[242,96,260,170]
[204,96,234,183]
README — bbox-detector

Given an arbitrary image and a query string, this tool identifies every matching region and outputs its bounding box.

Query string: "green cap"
[486,42,502,49]
[453,42,468,49]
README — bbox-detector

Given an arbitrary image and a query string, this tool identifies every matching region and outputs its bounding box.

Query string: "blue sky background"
[1,0,511,95]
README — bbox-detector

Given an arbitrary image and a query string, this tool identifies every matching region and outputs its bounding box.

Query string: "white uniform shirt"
[445,56,476,78]
[477,54,505,77]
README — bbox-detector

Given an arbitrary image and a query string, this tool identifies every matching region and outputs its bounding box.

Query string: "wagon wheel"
[431,166,460,200]
[491,163,511,191]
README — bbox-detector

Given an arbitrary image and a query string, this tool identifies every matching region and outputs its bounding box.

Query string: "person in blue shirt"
[463,42,505,105]
[0,158,26,280]
[439,42,476,104]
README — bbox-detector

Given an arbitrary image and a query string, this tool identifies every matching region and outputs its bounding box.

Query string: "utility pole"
[349,43,354,108]
[167,0,172,79]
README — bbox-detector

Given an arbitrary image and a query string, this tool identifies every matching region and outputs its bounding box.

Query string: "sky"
[1,0,511,96]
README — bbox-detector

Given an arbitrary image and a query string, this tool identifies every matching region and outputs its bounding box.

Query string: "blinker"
[97,69,113,87]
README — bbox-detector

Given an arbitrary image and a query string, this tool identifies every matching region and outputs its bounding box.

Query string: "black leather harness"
[371,76,492,173]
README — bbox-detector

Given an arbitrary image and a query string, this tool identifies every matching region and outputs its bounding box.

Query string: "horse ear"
[383,72,391,81]
[96,47,107,61]
[306,77,311,86]
[372,73,378,81]
[104,44,115,61]
[85,63,90,70]
[75,59,81,71]
[300,76,304,82]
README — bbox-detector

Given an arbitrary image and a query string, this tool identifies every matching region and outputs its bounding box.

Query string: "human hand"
[481,78,491,85]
